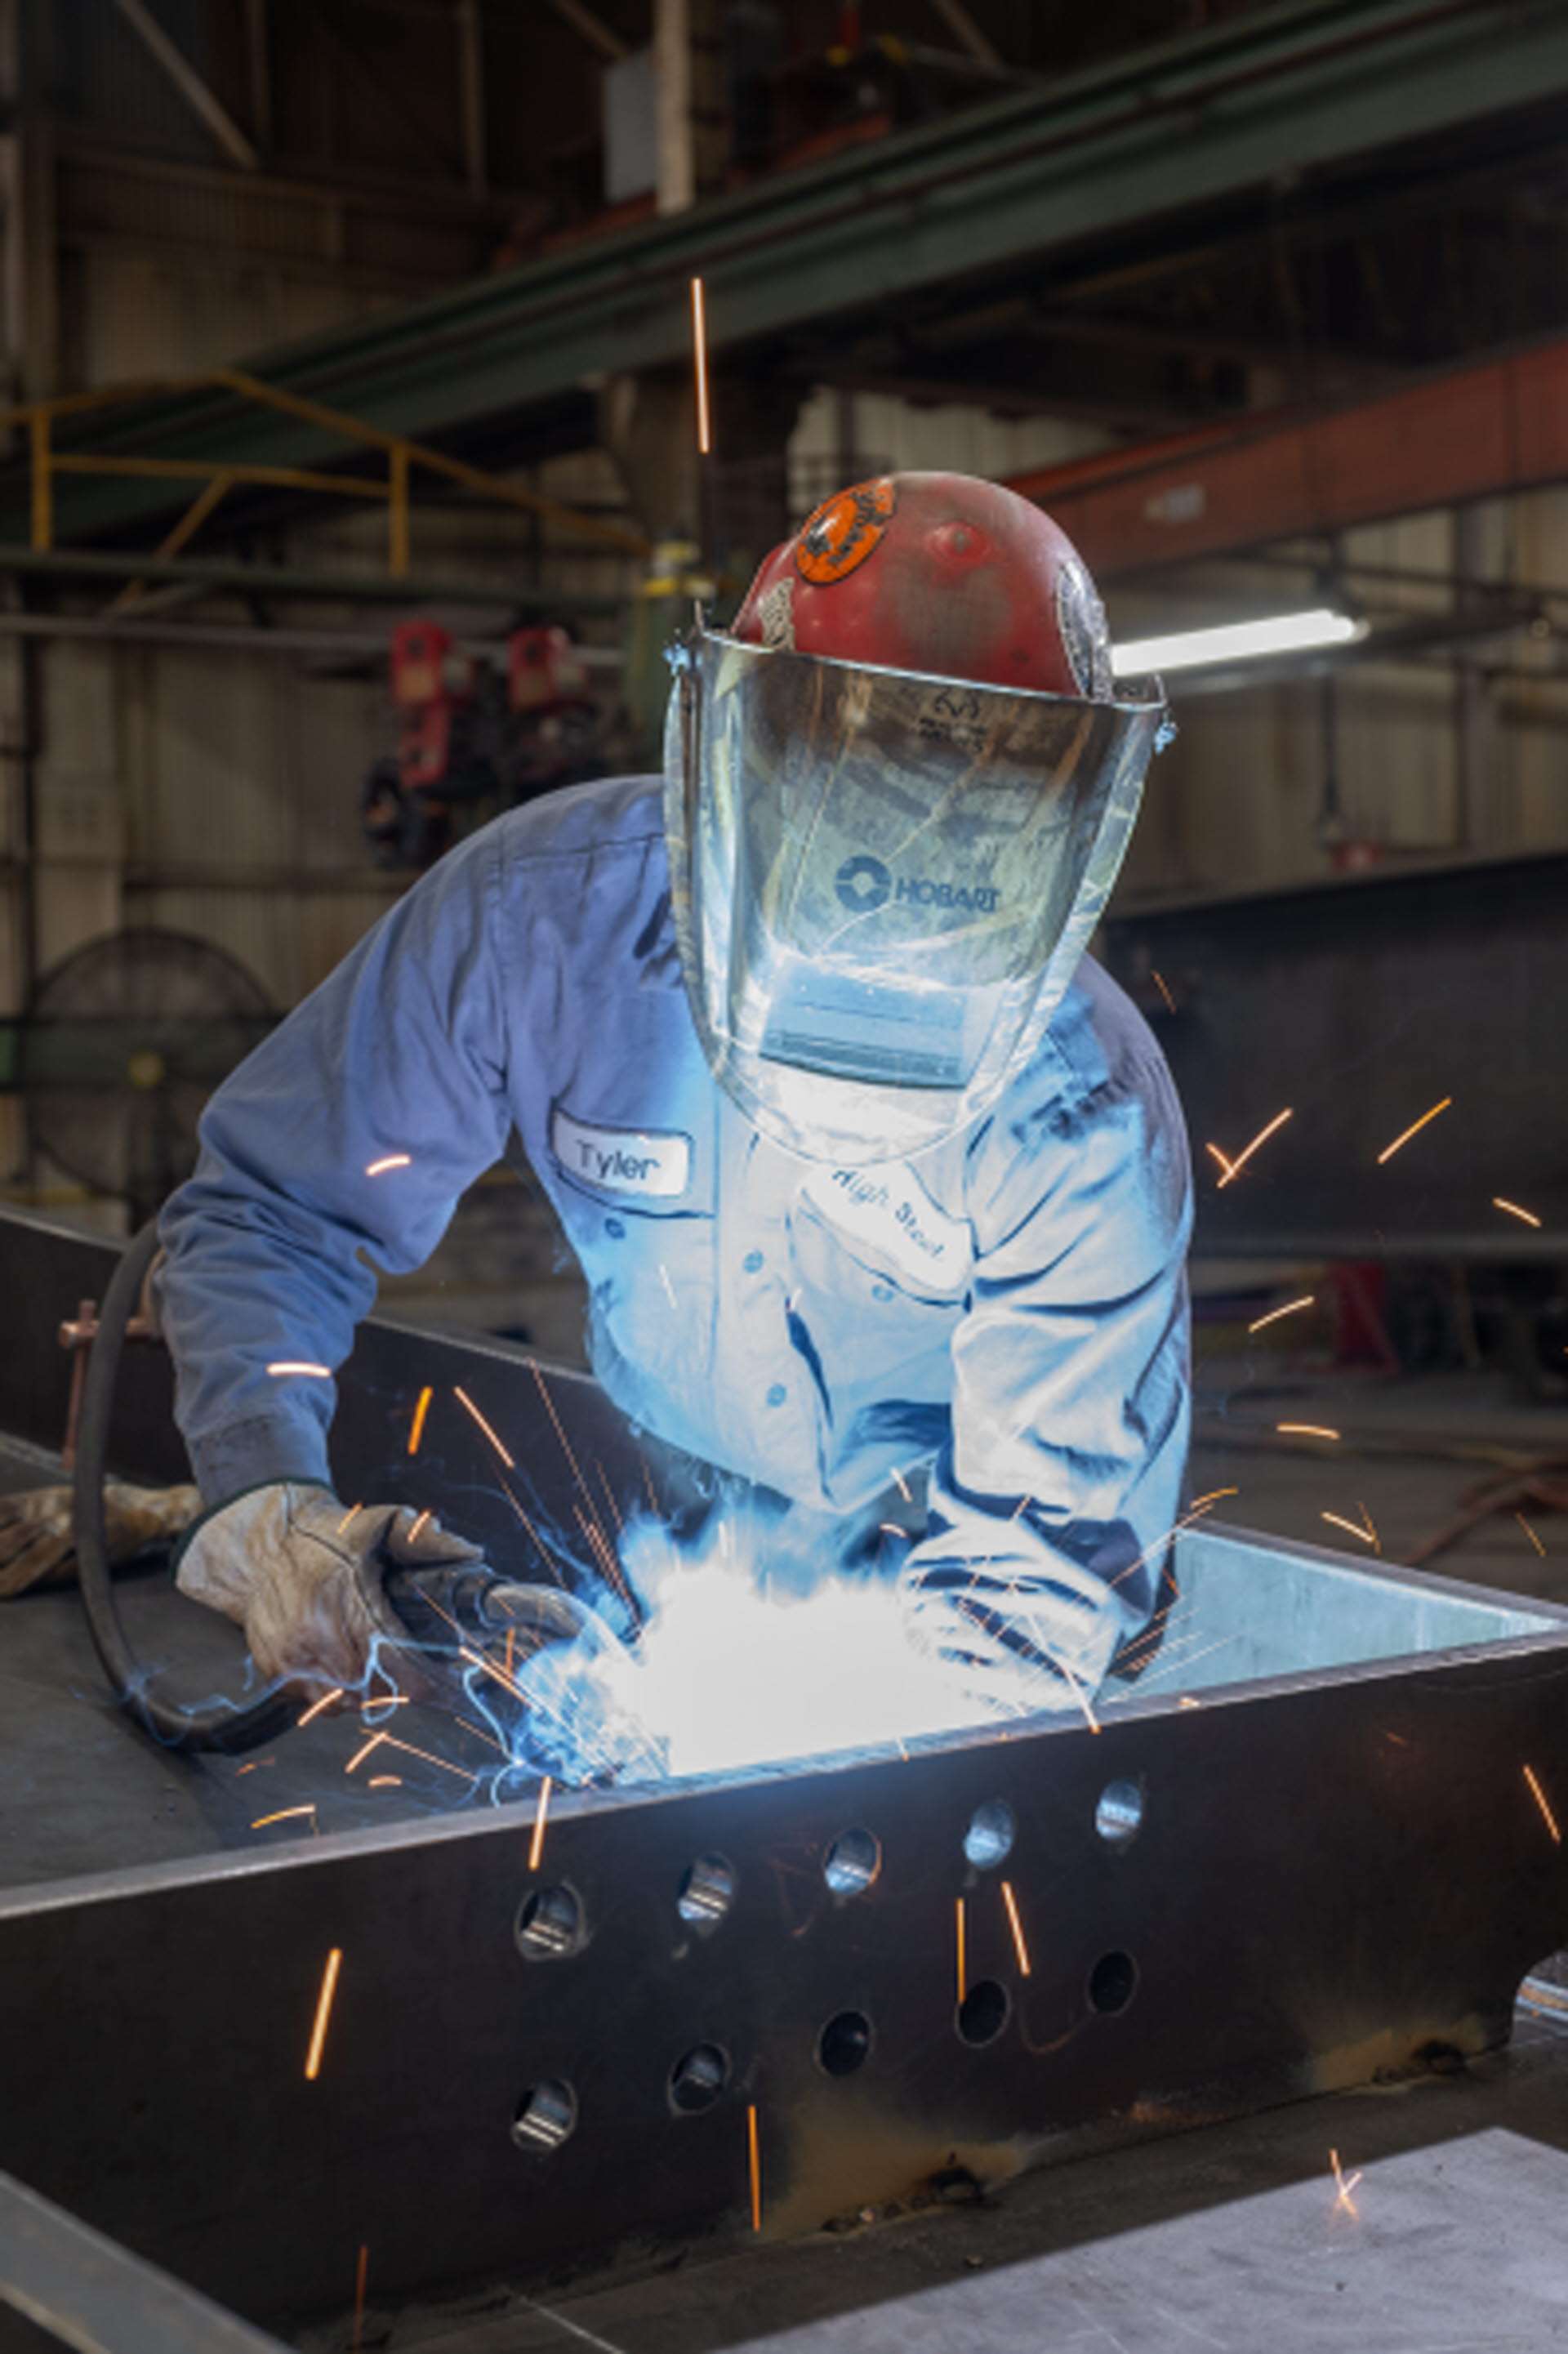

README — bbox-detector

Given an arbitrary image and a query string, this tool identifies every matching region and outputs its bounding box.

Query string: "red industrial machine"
[362,618,602,869]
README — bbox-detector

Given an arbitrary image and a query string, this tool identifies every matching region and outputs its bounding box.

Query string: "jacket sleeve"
[898,988,1192,1706]
[157,825,518,1504]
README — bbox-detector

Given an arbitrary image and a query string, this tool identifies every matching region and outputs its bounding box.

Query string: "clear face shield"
[663,626,1169,1166]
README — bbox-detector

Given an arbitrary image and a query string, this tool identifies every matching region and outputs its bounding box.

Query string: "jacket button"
[871,1282,893,1302]
[743,1250,764,1273]
[605,1216,626,1240]
[765,1382,786,1407]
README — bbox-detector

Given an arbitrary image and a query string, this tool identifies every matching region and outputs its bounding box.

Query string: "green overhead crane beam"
[11,0,1568,548]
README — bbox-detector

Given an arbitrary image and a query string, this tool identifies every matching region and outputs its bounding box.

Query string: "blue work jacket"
[158,775,1192,1692]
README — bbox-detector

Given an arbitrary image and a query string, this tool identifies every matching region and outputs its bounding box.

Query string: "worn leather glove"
[899,1568,1114,1724]
[0,1482,200,1598]
[174,1482,486,1692]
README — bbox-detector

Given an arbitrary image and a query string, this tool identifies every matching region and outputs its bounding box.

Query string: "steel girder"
[13,0,1568,548]
[0,1520,1566,2334]
[1102,849,1568,1261]
[1024,334,1568,578]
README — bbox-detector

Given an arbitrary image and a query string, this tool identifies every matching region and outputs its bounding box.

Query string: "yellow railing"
[2,367,652,589]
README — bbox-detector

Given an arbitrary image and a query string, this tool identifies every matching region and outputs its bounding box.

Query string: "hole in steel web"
[1088,1951,1138,2014]
[514,1884,585,1960]
[677,1854,737,1929]
[817,2010,873,2076]
[963,1800,1015,1870]
[1095,1778,1144,1848]
[668,2042,730,2114]
[956,1979,1010,2046]
[512,2080,577,2151]
[823,1828,881,1896]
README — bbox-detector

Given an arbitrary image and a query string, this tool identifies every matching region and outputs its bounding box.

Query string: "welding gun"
[381,1560,621,1689]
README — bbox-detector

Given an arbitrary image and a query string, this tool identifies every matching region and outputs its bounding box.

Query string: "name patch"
[550,1105,692,1201]
[800,1161,971,1296]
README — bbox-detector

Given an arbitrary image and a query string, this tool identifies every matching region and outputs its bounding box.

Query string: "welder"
[2,475,1190,1727]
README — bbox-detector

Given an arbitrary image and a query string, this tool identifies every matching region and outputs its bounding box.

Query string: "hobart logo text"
[835,854,999,916]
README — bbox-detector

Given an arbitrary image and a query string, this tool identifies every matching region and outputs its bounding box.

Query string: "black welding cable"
[73,1215,296,1754]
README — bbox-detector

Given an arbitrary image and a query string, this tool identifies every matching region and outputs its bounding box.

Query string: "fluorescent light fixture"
[1111,607,1367,677]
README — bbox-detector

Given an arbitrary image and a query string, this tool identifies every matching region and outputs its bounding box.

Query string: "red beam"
[1009,338,1568,577]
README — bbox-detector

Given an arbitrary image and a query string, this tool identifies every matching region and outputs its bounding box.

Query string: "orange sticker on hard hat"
[795,478,898,586]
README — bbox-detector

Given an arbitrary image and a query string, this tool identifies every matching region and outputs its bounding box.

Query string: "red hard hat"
[731,471,1112,701]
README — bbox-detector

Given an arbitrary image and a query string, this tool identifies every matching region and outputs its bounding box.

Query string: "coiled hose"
[71,1215,296,1753]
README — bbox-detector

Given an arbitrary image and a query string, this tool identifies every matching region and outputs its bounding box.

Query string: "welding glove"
[173,1481,485,1694]
[0,1481,200,1598]
[899,1563,1116,1726]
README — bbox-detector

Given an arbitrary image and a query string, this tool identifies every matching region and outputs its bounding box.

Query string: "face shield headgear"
[662,475,1169,1166]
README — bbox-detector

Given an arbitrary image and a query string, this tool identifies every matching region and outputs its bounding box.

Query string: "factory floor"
[352,2004,1568,2354]
[4,1340,1567,2351]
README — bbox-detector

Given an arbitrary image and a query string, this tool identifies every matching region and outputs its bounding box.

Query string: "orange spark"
[364,1153,412,1177]
[408,1385,433,1457]
[1055,1654,1101,1734]
[1187,1487,1239,1510]
[890,1466,913,1505]
[345,1732,387,1775]
[504,1626,516,1682]
[1356,1499,1380,1551]
[528,1776,553,1875]
[406,1508,433,1545]
[691,277,711,454]
[336,1504,362,1536]
[1178,1695,1202,1710]
[351,2245,369,2352]
[462,1645,528,1704]
[1216,1107,1293,1188]
[367,1775,403,1788]
[573,1500,637,1621]
[1321,1511,1377,1546]
[454,1385,514,1468]
[1277,1423,1341,1441]
[497,1474,553,1570]
[378,1734,477,1783]
[1376,1097,1451,1164]
[1249,1294,1314,1335]
[1494,1197,1542,1228]
[304,1948,342,2080]
[956,1897,967,2004]
[251,1805,317,1830]
[1517,1513,1546,1558]
[1204,1142,1236,1179]
[453,1714,505,1754]
[1000,1879,1031,1977]
[1152,969,1176,1014]
[746,2103,762,2233]
[296,1687,344,1728]
[267,1360,331,1379]
[530,1362,609,1558]
[1524,1764,1561,1845]
[233,1758,274,1775]
[1330,2147,1363,2218]
[593,1457,626,1540]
